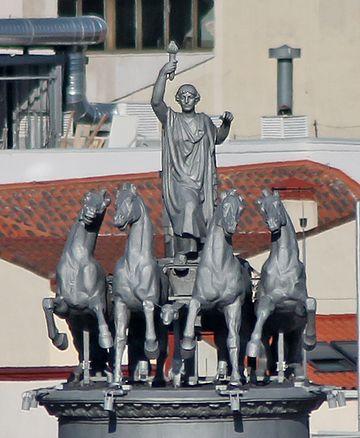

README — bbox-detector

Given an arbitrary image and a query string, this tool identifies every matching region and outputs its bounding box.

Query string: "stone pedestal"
[37,383,326,438]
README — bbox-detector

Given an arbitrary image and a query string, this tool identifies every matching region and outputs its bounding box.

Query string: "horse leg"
[304,297,317,351]
[113,299,130,386]
[224,296,242,386]
[181,298,201,359]
[42,297,68,350]
[285,327,304,380]
[143,300,159,359]
[246,295,275,358]
[92,301,113,349]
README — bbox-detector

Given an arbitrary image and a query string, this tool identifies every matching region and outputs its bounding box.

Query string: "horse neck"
[126,199,153,261]
[269,210,299,267]
[65,212,103,257]
[203,208,234,268]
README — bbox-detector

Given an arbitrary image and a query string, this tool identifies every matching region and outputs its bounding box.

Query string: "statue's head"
[217,189,245,236]
[256,189,287,233]
[114,183,142,230]
[175,84,200,113]
[80,189,111,226]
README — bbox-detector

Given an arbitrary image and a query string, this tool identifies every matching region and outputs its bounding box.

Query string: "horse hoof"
[180,337,196,359]
[246,340,259,358]
[144,340,159,360]
[53,333,68,350]
[99,333,113,350]
[303,334,317,351]
[228,378,242,388]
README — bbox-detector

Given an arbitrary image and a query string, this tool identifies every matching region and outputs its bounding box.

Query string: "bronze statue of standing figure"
[151,59,234,263]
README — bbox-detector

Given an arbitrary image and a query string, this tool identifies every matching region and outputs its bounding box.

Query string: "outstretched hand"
[220,111,234,125]
[161,60,178,77]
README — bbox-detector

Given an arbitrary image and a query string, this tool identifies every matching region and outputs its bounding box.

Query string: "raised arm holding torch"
[167,41,178,81]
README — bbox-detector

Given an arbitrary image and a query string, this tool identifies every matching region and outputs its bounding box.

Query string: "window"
[307,342,356,373]
[58,0,215,51]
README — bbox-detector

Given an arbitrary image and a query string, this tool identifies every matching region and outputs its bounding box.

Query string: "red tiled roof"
[0,159,358,279]
[308,314,357,389]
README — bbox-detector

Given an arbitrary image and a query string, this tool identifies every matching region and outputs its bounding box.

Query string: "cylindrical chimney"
[269,45,301,115]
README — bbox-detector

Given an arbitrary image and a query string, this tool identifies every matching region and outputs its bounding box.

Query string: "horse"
[180,189,254,386]
[112,183,162,385]
[42,189,113,379]
[246,189,317,378]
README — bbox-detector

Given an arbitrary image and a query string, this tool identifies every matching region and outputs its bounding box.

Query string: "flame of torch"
[167,40,178,81]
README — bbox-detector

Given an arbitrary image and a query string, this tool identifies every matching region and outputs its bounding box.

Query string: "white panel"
[261,116,308,139]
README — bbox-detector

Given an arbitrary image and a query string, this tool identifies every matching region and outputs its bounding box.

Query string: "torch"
[167,40,178,81]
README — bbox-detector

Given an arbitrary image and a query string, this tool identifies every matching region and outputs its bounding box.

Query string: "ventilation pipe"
[269,45,301,116]
[0,16,107,46]
[0,16,117,126]
[64,46,117,125]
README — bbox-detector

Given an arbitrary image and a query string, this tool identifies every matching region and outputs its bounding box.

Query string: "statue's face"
[178,91,197,113]
[176,85,200,113]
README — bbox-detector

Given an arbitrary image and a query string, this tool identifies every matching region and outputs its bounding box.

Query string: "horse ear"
[220,191,227,202]
[262,188,271,197]
[273,190,280,198]
[255,197,263,208]
[82,191,91,203]
[101,189,111,207]
[130,183,137,195]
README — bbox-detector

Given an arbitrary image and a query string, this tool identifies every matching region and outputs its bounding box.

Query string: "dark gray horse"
[246,189,317,377]
[42,189,113,378]
[112,183,161,385]
[180,190,253,386]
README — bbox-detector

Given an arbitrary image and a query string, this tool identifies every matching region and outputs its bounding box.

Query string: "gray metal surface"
[0,17,106,46]
[37,384,325,438]
[42,190,113,381]
[246,189,317,377]
[180,190,254,386]
[269,44,301,115]
[64,47,118,125]
[151,59,233,261]
[112,183,161,385]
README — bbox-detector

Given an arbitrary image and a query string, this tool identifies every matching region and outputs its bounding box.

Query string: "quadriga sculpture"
[42,189,113,379]
[112,183,161,385]
[180,189,253,386]
[246,189,317,378]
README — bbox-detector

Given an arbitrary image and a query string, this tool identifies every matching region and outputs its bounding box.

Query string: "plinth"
[37,382,326,438]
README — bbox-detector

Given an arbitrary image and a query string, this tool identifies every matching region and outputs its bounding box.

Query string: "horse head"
[256,189,287,233]
[160,302,184,326]
[114,183,142,229]
[217,189,245,236]
[79,189,111,226]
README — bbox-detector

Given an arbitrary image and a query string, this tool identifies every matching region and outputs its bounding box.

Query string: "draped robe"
[162,108,218,240]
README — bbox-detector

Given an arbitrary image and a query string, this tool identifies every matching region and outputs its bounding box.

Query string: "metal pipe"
[356,200,360,432]
[269,45,301,115]
[0,17,107,46]
[64,47,117,125]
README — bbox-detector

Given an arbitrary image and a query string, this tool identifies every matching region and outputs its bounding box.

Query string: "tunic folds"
[162,108,218,239]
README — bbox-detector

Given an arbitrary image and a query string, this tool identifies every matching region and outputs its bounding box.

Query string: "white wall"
[248,221,357,314]
[0,259,77,367]
[87,52,213,103]
[311,398,358,435]
[0,139,359,185]
[0,380,59,438]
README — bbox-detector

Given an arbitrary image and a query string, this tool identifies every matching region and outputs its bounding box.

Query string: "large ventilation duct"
[64,47,117,125]
[0,16,106,46]
[0,16,117,127]
[269,44,301,116]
